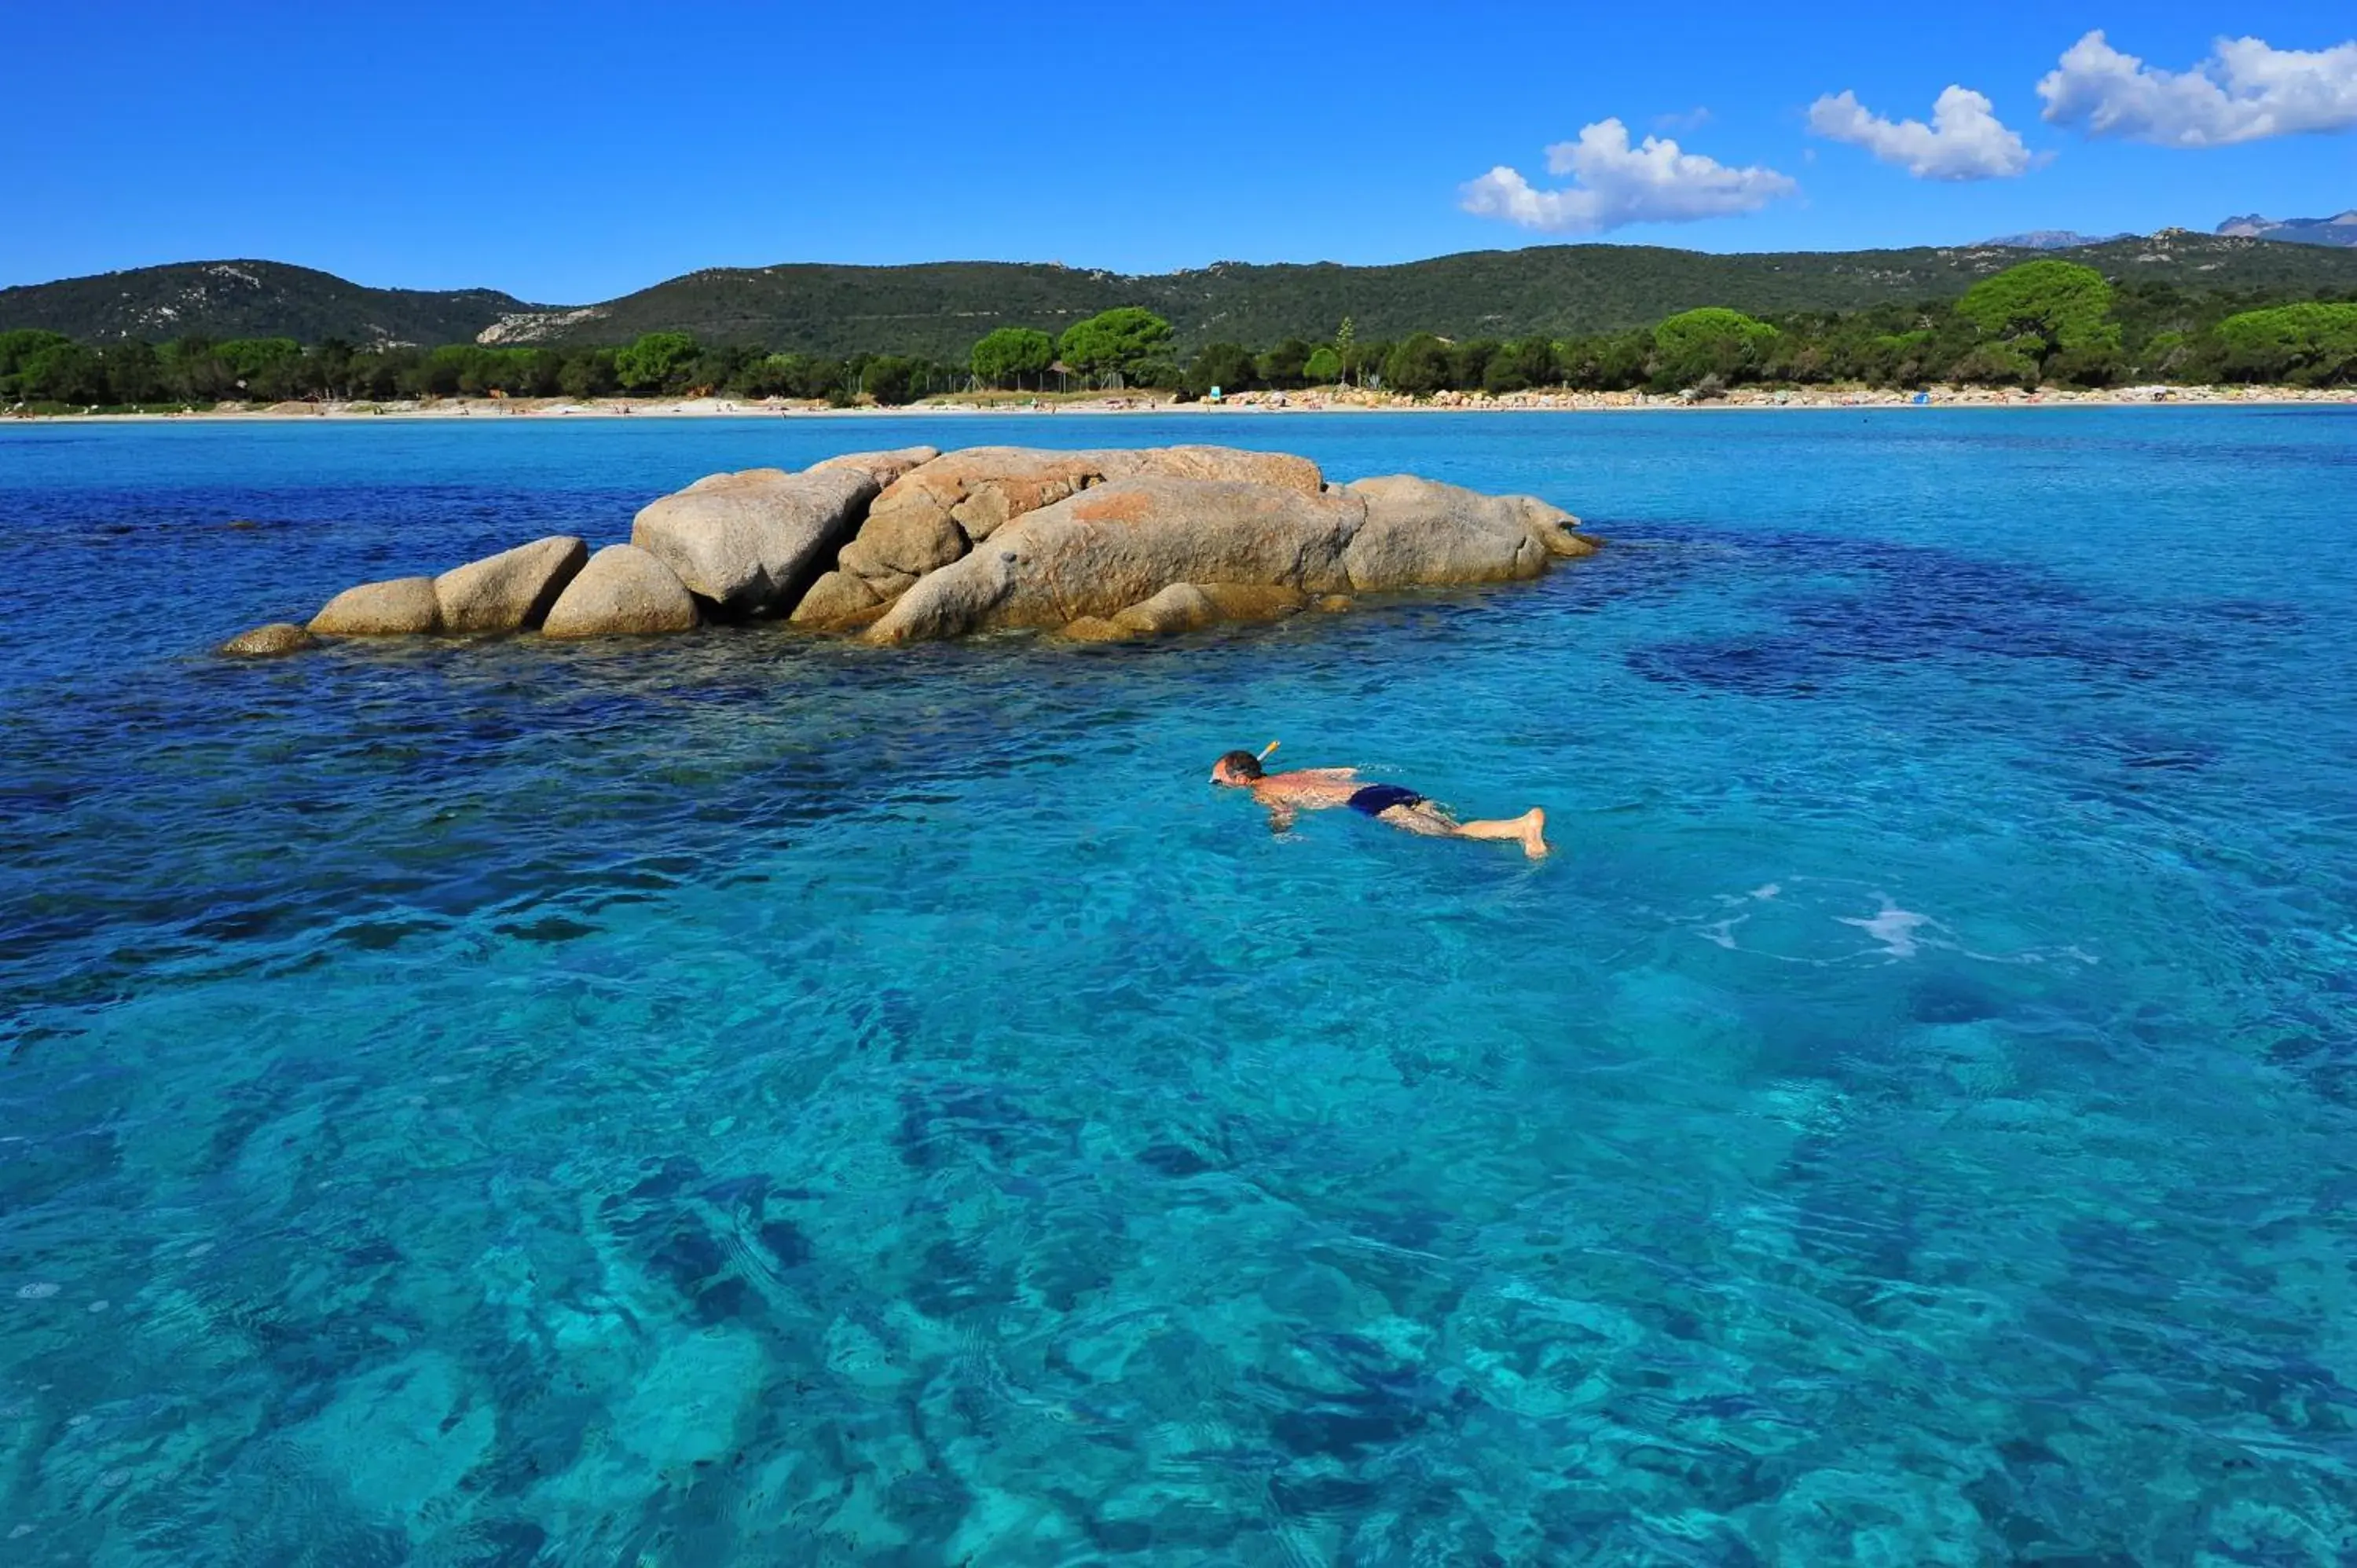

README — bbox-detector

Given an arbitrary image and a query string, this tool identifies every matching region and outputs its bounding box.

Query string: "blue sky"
[3,1,2352,302]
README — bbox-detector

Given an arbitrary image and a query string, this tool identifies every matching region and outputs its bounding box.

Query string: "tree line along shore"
[5,261,2353,416]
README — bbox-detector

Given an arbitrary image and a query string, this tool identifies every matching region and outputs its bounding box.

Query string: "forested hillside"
[488,235,2357,357]
[9,257,2352,411]
[0,262,538,346]
[9,235,2357,358]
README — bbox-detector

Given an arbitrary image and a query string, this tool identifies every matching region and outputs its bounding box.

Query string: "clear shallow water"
[2,409,2355,1565]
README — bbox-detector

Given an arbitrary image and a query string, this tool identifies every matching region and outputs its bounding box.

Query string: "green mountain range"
[8,233,2357,361]
[0,261,540,349]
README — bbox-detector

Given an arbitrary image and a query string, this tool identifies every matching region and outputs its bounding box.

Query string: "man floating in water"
[1210,745,1549,859]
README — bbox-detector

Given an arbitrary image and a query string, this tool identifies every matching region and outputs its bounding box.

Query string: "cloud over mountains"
[1460,120,1796,235]
[2039,31,2357,147]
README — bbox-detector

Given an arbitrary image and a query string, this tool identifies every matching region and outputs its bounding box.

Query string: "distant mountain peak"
[0,258,541,347]
[2214,211,2357,247]
[1978,229,2132,250]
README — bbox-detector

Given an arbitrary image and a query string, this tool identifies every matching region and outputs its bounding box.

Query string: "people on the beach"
[1210,748,1549,858]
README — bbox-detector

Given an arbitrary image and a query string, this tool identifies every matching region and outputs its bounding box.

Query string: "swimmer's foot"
[1520,808,1549,859]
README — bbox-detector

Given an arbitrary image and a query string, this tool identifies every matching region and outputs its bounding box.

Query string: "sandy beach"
[14,382,2356,423]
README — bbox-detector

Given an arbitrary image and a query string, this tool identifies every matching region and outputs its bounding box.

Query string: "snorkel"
[1211,742,1281,786]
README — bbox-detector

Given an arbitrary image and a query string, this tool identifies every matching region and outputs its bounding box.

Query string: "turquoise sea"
[3,409,2355,1565]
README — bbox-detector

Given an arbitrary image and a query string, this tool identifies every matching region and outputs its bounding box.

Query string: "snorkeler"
[1209,745,1549,859]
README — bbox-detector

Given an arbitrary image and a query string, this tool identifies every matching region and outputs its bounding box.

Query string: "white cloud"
[2037,30,2357,147]
[1460,120,1797,235]
[1654,106,1713,132]
[1806,86,2033,179]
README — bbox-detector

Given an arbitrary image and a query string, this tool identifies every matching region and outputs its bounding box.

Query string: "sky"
[3,1,2354,302]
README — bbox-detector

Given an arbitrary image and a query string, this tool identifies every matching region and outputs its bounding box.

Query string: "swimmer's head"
[1211,749,1263,786]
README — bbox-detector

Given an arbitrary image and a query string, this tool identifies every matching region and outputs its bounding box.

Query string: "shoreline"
[9,384,2355,423]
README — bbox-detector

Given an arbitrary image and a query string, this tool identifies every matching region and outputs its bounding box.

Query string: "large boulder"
[1340,475,1589,591]
[630,465,878,616]
[789,570,884,626]
[796,447,1098,622]
[434,535,588,633]
[808,445,939,488]
[810,445,1329,626]
[837,507,967,579]
[878,444,1322,542]
[310,576,441,636]
[848,451,1099,597]
[866,479,1362,644]
[542,544,700,638]
[219,622,318,658]
[1127,445,1324,493]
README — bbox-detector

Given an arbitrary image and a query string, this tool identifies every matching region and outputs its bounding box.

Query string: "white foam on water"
[13,1284,58,1301]
[1839,898,1932,958]
[1696,916,1746,949]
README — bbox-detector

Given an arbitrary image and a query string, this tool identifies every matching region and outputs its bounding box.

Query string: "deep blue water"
[3,410,2356,1565]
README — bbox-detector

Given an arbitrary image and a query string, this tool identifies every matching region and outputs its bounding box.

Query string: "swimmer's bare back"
[1208,750,1549,859]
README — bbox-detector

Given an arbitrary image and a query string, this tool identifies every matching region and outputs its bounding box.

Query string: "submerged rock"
[1065,583,1317,643]
[1113,583,1219,636]
[1059,614,1135,643]
[1194,583,1312,621]
[220,621,319,657]
[631,464,878,616]
[434,535,588,632]
[542,544,700,638]
[310,576,442,636]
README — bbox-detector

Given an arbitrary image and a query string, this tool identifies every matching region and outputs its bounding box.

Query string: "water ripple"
[2,412,2355,1563]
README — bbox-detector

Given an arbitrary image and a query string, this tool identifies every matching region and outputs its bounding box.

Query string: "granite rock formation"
[244,445,1597,656]
[541,544,701,638]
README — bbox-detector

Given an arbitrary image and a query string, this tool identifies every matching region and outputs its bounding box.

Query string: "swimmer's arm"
[1260,799,1297,833]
